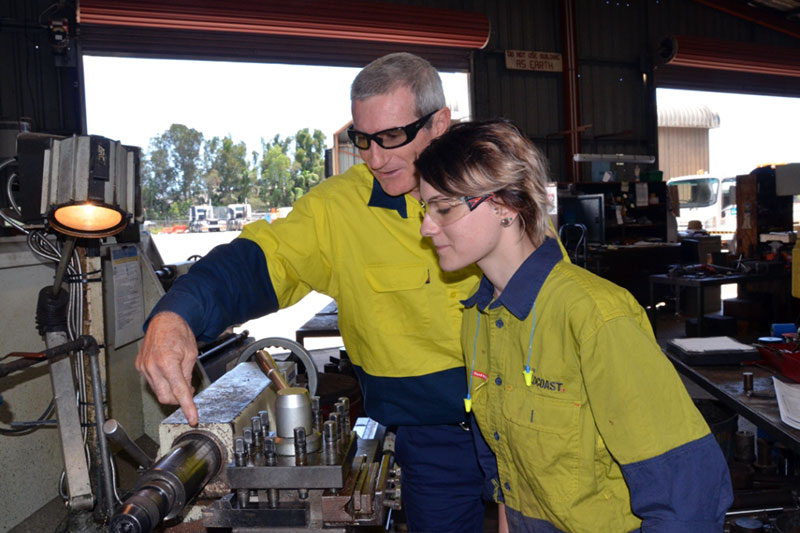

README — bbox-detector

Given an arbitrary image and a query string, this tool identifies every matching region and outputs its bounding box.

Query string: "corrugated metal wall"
[658,127,711,180]
[470,0,565,172]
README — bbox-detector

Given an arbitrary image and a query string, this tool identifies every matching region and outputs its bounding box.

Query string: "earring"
[500,217,514,227]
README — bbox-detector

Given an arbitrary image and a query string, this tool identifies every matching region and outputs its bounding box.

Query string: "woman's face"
[419,179,504,272]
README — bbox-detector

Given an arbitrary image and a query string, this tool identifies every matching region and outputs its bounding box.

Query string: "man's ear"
[432,107,451,136]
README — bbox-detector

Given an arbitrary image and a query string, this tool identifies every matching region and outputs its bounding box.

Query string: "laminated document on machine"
[773,377,800,430]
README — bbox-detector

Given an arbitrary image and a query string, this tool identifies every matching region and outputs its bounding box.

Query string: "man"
[136,52,490,533]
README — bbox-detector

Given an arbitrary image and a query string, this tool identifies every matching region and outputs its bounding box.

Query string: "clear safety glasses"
[420,193,496,226]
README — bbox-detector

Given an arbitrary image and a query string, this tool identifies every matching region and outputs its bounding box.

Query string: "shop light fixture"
[40,134,138,238]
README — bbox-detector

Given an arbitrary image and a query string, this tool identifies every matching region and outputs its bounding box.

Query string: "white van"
[667,174,737,248]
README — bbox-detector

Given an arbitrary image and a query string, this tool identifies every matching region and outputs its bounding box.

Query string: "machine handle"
[103,419,155,468]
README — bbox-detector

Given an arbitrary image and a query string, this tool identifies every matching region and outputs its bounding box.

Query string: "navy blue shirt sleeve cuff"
[621,433,733,528]
[144,238,279,342]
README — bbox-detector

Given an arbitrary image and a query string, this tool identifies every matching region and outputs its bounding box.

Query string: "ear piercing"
[500,217,514,227]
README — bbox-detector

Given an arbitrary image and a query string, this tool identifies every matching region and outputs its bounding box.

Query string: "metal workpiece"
[158,362,279,493]
[110,431,224,533]
[137,431,224,516]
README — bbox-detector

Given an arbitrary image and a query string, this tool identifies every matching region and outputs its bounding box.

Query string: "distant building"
[331,120,361,177]
[657,104,720,181]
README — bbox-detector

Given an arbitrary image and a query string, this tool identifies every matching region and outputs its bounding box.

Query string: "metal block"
[159,361,282,495]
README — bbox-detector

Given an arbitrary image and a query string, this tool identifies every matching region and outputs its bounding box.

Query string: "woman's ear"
[491,200,514,220]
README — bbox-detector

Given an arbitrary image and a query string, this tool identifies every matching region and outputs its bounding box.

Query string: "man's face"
[351,85,449,199]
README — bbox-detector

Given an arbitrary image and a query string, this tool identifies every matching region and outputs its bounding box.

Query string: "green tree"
[292,128,327,194]
[141,147,175,219]
[204,135,253,204]
[143,124,205,218]
[258,135,294,207]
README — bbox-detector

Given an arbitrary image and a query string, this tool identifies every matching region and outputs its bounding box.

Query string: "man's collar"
[367,177,408,218]
[462,238,562,320]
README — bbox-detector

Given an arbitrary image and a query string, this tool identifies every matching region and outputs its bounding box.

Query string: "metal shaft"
[103,419,154,469]
[110,432,223,533]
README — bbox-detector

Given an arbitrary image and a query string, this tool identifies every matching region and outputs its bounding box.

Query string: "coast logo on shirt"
[531,373,565,393]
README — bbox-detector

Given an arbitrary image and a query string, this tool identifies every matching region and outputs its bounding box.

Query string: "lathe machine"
[107,345,401,533]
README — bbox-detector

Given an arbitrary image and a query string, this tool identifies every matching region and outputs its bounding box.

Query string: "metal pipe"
[52,236,76,297]
[87,344,116,519]
[560,0,581,182]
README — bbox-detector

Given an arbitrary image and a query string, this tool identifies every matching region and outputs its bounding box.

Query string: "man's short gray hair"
[351,52,446,118]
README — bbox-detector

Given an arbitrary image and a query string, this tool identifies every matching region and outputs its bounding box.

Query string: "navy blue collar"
[462,238,563,320]
[367,177,408,218]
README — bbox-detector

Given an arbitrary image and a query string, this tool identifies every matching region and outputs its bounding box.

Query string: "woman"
[415,120,732,533]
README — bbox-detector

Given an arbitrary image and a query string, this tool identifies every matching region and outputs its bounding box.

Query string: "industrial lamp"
[40,134,137,237]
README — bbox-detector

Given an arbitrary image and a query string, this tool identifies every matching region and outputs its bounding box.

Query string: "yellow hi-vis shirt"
[241,163,481,426]
[462,238,732,532]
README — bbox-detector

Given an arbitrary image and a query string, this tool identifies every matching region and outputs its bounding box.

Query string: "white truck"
[226,203,253,232]
[189,205,226,232]
[667,174,737,249]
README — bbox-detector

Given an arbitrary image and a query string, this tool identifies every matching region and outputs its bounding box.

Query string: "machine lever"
[254,349,289,390]
[103,418,155,468]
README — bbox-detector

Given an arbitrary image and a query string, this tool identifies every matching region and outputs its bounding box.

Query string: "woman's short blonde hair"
[415,119,554,246]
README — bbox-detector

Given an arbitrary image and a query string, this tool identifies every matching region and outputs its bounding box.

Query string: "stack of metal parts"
[111,353,401,533]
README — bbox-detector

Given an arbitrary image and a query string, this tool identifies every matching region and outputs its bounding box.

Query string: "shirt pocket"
[501,390,581,504]
[364,263,430,335]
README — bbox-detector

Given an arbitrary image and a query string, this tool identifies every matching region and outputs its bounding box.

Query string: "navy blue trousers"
[395,424,487,533]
